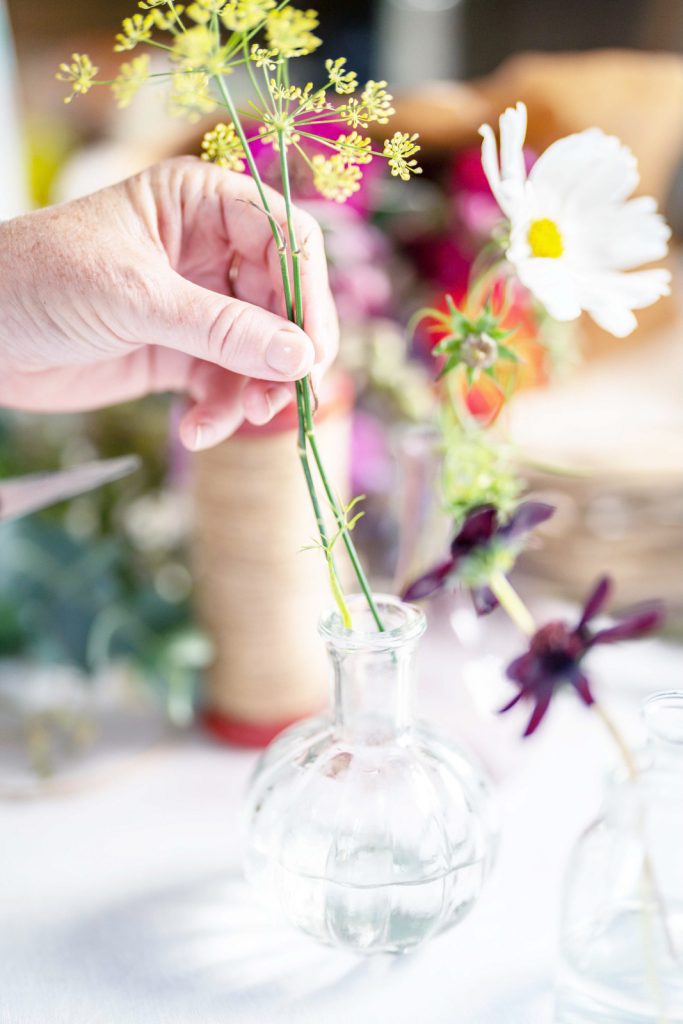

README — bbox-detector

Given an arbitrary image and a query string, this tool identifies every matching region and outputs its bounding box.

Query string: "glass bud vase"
[243,594,498,954]
[556,691,683,1024]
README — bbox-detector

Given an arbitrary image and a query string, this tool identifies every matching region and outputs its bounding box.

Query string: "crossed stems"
[212,72,384,632]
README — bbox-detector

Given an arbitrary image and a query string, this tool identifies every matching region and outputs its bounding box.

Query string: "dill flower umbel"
[383,132,423,181]
[115,13,155,51]
[250,44,279,70]
[265,7,321,57]
[222,0,276,32]
[325,57,357,95]
[186,0,226,23]
[111,54,150,108]
[56,53,99,103]
[201,122,246,170]
[311,154,363,203]
[168,71,216,120]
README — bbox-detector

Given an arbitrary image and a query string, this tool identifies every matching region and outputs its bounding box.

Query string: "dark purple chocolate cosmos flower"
[501,576,665,736]
[401,501,554,615]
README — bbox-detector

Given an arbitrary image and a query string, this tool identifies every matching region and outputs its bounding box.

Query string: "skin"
[0,157,339,450]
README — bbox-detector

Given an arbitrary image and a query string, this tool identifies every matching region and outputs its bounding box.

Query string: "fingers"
[0,348,292,449]
[146,159,340,372]
[153,270,316,382]
[241,379,294,426]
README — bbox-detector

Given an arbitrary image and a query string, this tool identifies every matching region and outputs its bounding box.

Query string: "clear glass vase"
[556,691,683,1023]
[243,594,498,954]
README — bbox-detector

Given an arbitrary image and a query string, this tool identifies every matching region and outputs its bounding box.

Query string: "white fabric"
[0,626,677,1024]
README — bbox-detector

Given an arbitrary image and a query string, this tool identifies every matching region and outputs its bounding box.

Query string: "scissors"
[0,456,141,523]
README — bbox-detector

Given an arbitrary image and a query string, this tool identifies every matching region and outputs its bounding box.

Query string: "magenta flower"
[501,577,665,736]
[401,501,554,614]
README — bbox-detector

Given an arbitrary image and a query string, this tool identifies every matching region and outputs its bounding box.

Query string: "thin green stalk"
[489,570,536,636]
[277,130,385,632]
[213,74,294,319]
[213,74,364,626]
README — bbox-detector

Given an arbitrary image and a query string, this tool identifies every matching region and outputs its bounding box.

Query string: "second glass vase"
[243,594,498,954]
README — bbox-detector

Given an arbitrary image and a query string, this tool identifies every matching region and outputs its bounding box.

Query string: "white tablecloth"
[1,623,679,1024]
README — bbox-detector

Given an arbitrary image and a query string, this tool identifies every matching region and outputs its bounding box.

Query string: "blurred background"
[2,0,682,785]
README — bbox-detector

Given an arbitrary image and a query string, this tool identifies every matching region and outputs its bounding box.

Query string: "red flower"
[501,577,665,736]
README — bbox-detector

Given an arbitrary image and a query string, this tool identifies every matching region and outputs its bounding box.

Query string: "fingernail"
[265,330,313,377]
[192,422,217,451]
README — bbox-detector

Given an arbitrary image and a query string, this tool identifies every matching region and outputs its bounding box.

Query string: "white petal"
[479,101,528,219]
[499,101,528,189]
[577,196,670,271]
[479,122,509,216]
[576,267,671,337]
[586,304,638,338]
[529,128,639,209]
[513,257,583,321]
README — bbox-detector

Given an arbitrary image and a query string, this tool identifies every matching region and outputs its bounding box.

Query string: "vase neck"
[319,595,426,746]
[330,644,416,744]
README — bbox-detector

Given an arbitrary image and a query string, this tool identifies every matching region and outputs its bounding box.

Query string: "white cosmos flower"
[479,101,671,337]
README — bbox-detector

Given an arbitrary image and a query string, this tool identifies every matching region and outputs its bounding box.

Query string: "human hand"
[0,157,338,449]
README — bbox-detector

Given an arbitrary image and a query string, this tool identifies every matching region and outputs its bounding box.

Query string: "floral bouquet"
[56,3,680,980]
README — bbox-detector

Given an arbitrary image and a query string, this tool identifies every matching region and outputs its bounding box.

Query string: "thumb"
[151,268,315,381]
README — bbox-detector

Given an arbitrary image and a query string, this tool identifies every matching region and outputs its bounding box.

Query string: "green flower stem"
[214,74,294,318]
[489,570,536,636]
[214,73,377,629]
[277,129,385,633]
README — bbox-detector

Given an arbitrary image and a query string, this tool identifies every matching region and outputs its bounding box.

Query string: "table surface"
[1,610,679,1024]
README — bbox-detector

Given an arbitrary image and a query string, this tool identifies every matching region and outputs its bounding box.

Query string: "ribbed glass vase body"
[244,595,497,954]
[557,692,683,1023]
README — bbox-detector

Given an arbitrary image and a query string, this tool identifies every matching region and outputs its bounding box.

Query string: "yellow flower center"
[528,218,564,259]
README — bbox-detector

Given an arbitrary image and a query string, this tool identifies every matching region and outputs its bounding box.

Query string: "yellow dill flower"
[297,81,328,113]
[114,13,155,52]
[169,70,216,120]
[338,98,366,129]
[56,53,99,103]
[111,54,150,108]
[186,0,226,23]
[250,44,279,70]
[266,7,321,58]
[383,131,422,181]
[172,24,218,67]
[335,131,373,165]
[311,154,363,203]
[268,80,327,113]
[201,122,246,170]
[222,0,275,32]
[138,1,172,7]
[361,80,394,124]
[325,57,357,95]
[258,113,300,149]
[150,5,185,29]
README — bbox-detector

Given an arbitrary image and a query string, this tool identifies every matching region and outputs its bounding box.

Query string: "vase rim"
[643,690,683,747]
[319,593,426,650]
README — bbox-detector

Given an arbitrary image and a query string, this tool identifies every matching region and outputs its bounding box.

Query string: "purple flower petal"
[591,604,665,646]
[471,585,499,616]
[523,689,554,736]
[506,652,535,684]
[450,505,498,556]
[499,501,555,540]
[578,576,612,630]
[572,671,595,706]
[401,558,454,602]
